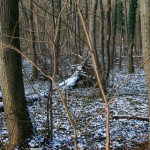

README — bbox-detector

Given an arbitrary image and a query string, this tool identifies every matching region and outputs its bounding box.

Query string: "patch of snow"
[0,91,2,97]
[0,102,3,108]
[58,71,81,90]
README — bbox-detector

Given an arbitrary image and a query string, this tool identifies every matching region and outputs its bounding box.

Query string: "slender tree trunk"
[77,13,82,56]
[99,0,105,72]
[110,0,117,69]
[128,0,137,73]
[140,0,150,149]
[128,43,134,73]
[55,0,61,73]
[52,0,61,74]
[119,28,123,70]
[0,0,33,148]
[77,4,110,149]
[29,0,38,78]
[124,0,129,47]
[89,0,100,67]
[105,0,111,82]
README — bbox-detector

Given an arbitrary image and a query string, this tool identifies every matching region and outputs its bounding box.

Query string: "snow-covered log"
[58,64,86,90]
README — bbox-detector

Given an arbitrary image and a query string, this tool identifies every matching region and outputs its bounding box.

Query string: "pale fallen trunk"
[58,65,84,90]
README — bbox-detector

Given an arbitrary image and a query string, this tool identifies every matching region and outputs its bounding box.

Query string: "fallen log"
[58,64,85,90]
[111,115,149,122]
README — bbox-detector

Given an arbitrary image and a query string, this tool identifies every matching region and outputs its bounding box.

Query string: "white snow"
[0,102,3,108]
[58,71,81,89]
[0,62,149,149]
[0,91,2,97]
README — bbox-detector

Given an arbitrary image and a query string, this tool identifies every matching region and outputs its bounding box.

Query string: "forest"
[0,0,150,149]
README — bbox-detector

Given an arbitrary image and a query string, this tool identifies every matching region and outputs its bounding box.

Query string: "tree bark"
[124,0,129,47]
[110,0,117,69]
[89,0,100,68]
[128,0,138,73]
[99,0,105,72]
[52,0,61,74]
[140,0,150,148]
[0,0,33,148]
[29,0,38,78]
[105,0,111,82]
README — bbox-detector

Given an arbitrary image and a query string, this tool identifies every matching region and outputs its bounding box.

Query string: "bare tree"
[105,0,111,81]
[89,0,100,68]
[128,0,138,73]
[110,0,117,69]
[29,0,38,78]
[99,0,105,71]
[0,0,33,148]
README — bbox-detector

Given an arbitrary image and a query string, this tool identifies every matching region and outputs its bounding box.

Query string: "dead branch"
[111,115,149,122]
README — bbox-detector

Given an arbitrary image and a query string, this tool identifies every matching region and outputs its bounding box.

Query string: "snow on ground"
[0,102,3,108]
[0,61,149,149]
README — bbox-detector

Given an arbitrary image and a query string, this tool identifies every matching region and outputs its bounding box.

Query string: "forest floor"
[0,60,149,150]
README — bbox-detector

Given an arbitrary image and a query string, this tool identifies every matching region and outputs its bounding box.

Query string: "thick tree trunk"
[0,0,33,148]
[140,0,150,149]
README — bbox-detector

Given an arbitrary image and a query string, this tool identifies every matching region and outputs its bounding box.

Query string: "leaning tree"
[0,0,33,148]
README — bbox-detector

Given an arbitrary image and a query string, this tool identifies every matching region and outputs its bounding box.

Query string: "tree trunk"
[124,0,129,47]
[128,0,138,73]
[29,0,38,78]
[52,0,61,74]
[140,0,150,148]
[0,0,33,148]
[128,42,134,73]
[55,0,61,66]
[99,0,105,72]
[105,0,111,82]
[89,0,100,67]
[110,0,117,69]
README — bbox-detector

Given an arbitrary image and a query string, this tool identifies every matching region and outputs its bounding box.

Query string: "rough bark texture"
[140,0,150,149]
[128,42,134,73]
[124,0,129,46]
[0,0,33,148]
[99,0,105,72]
[89,0,100,68]
[53,0,61,74]
[110,0,117,69]
[105,0,111,82]
[29,0,38,78]
[128,0,137,73]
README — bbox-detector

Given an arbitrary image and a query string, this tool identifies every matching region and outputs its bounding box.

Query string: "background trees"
[0,0,149,149]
